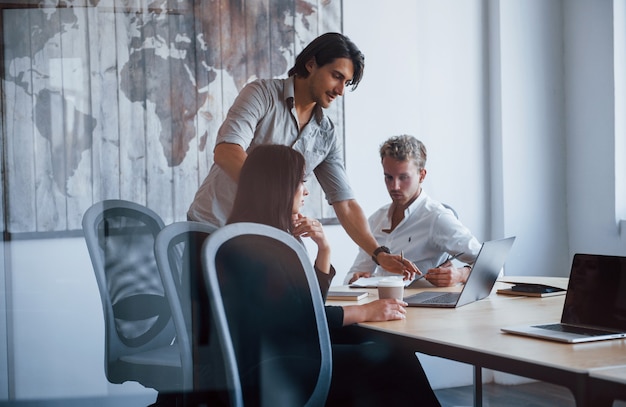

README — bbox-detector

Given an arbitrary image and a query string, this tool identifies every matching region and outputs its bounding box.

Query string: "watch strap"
[371,246,390,265]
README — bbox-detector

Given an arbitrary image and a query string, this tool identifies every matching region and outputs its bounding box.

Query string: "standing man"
[187,32,415,277]
[344,135,482,287]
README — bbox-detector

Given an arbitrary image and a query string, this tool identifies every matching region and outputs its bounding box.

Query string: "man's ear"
[305,57,317,74]
[419,168,427,183]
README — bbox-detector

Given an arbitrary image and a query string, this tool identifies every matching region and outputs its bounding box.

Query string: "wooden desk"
[329,279,626,406]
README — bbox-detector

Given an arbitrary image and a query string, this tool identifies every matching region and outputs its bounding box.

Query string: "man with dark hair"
[345,135,481,287]
[188,32,415,277]
[287,32,364,88]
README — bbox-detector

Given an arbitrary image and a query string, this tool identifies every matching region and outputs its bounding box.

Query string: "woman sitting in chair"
[227,144,441,407]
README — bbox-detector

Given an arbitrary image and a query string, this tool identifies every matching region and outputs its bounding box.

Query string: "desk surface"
[329,278,626,405]
[590,366,626,384]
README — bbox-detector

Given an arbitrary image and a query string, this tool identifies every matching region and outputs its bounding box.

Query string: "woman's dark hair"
[287,32,365,91]
[227,145,305,232]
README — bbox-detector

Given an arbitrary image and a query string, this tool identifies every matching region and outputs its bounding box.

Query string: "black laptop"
[501,253,626,343]
[404,236,516,308]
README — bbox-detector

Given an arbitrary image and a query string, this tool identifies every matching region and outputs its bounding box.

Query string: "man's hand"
[425,262,470,287]
[348,272,372,284]
[376,252,419,281]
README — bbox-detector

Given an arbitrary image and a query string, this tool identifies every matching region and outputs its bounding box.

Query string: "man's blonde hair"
[379,135,427,169]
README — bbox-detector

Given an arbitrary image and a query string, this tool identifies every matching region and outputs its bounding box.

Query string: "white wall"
[326,0,489,285]
[330,0,584,284]
[565,0,626,255]
[338,0,493,389]
[497,0,570,277]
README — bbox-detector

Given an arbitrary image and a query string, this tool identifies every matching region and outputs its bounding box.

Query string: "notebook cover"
[327,291,368,301]
[496,288,566,297]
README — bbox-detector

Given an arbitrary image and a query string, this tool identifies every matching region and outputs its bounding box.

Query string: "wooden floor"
[435,381,626,407]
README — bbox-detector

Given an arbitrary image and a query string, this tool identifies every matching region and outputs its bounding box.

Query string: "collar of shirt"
[284,76,324,126]
[382,190,427,231]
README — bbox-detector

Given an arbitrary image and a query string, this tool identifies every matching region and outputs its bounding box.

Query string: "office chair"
[202,222,332,407]
[155,221,228,400]
[82,199,183,393]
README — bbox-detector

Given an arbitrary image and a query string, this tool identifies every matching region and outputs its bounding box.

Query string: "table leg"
[473,365,482,407]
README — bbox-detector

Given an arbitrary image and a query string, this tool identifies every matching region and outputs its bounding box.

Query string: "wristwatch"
[371,246,390,265]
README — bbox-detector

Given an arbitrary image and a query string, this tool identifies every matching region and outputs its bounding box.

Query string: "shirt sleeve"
[313,133,355,204]
[314,265,345,330]
[324,305,345,330]
[315,264,336,301]
[431,212,482,264]
[215,80,270,150]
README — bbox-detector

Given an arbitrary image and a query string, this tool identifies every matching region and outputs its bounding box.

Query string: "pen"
[436,252,465,268]
[401,250,404,262]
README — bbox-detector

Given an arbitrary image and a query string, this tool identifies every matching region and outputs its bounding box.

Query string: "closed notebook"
[497,284,566,297]
[501,253,626,343]
[327,291,368,301]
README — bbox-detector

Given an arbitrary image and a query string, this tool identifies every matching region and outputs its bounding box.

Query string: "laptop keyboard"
[422,292,460,304]
[535,323,615,336]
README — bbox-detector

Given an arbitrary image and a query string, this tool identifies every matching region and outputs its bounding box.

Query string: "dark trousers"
[326,337,441,407]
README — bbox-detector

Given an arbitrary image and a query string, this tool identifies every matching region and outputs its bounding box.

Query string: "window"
[615,0,626,233]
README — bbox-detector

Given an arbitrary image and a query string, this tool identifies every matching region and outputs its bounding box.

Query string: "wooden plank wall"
[0,0,343,236]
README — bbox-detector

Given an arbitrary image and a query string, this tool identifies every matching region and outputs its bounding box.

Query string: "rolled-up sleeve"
[315,264,335,300]
[314,138,355,204]
[216,81,270,149]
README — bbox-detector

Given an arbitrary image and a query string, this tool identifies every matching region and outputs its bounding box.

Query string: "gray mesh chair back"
[154,221,221,394]
[202,222,332,407]
[82,199,182,392]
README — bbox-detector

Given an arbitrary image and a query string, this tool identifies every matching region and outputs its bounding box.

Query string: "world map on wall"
[3,0,320,193]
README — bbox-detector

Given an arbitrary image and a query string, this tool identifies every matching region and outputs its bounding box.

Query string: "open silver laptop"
[403,236,516,308]
[501,253,626,343]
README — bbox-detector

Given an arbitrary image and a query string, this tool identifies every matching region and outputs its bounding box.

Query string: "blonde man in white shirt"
[344,135,482,287]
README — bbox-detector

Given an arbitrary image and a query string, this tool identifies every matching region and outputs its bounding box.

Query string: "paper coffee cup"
[377,277,405,300]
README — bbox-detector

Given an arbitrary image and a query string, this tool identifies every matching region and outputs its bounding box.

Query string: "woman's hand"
[292,213,329,250]
[292,213,331,274]
[342,299,407,325]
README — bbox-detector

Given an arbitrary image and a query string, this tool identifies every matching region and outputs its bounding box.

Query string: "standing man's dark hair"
[288,32,365,90]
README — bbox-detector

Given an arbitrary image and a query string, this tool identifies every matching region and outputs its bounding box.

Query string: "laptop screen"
[561,253,626,331]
